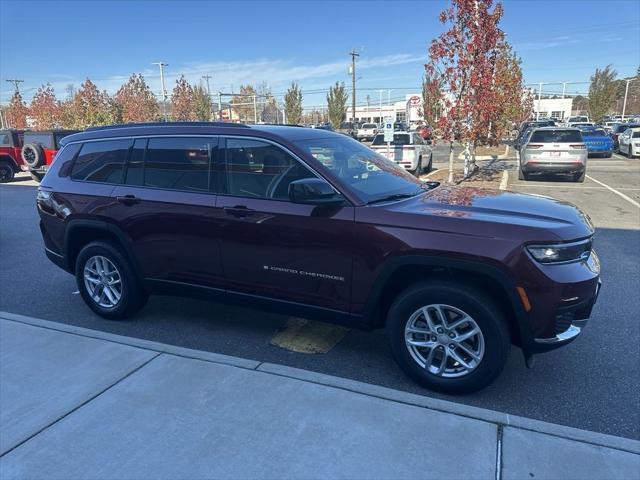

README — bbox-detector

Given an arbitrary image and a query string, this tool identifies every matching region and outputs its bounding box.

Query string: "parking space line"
[586,175,640,208]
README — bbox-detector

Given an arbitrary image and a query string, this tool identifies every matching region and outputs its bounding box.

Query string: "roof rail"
[84,121,249,132]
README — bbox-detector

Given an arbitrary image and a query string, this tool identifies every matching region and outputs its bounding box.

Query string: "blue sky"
[1,0,638,108]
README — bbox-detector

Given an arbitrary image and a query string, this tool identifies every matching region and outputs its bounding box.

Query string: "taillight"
[526,144,543,149]
[570,144,586,149]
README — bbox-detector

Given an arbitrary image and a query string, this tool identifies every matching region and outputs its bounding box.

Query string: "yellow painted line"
[270,317,349,354]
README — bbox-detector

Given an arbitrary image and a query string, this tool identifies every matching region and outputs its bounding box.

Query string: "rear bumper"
[522,162,585,174]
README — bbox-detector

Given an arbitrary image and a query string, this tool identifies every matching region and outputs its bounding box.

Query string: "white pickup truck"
[357,123,379,142]
[370,132,433,176]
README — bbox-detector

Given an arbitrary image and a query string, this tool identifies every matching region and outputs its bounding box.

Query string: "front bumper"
[528,252,601,352]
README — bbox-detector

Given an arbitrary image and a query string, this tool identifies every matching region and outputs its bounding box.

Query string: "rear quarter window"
[530,130,582,143]
[71,139,132,183]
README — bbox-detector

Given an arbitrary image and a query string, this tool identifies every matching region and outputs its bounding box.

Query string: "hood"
[379,185,594,242]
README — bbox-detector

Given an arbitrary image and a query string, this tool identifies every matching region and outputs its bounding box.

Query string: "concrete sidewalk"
[1,312,638,480]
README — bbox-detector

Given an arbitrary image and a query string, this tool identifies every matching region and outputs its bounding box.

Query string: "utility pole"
[622,78,632,121]
[202,75,212,120]
[536,82,543,120]
[349,50,359,124]
[379,90,383,125]
[253,95,258,124]
[152,62,169,121]
[5,79,24,94]
[217,92,223,121]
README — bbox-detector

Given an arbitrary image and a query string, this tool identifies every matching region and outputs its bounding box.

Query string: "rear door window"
[529,130,582,143]
[71,139,132,183]
[140,137,215,192]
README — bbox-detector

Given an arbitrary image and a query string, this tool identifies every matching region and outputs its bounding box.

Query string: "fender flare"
[362,255,535,355]
[63,218,144,280]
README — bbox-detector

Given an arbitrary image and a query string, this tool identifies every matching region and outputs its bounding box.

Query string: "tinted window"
[25,133,53,148]
[361,123,377,129]
[54,132,76,148]
[71,139,131,183]
[0,133,10,146]
[295,136,427,203]
[57,143,82,177]
[529,130,582,143]
[124,138,146,186]
[633,132,640,138]
[143,137,213,192]
[583,129,606,136]
[225,138,315,200]
[372,134,411,146]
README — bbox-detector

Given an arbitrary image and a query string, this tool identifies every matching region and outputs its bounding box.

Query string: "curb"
[2,310,639,455]
[457,145,511,161]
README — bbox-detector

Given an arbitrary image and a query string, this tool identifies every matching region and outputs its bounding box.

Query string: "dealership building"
[345,94,423,124]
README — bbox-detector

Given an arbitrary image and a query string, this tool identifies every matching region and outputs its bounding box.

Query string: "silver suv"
[518,127,587,182]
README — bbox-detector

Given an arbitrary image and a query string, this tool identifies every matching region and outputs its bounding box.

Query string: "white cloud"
[1,52,424,103]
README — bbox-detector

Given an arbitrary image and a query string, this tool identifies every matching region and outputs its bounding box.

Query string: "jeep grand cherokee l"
[36,122,601,393]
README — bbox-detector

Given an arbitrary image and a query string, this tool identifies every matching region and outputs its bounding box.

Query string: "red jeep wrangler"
[21,130,79,182]
[0,129,26,182]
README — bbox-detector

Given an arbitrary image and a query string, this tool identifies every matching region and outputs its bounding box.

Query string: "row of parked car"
[0,129,80,183]
[513,118,639,182]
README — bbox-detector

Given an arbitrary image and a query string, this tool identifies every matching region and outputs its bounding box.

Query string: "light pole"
[379,90,383,125]
[202,75,212,120]
[536,82,543,120]
[622,78,633,121]
[153,62,169,121]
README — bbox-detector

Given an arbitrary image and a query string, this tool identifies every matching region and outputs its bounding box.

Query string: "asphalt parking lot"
[1,150,638,440]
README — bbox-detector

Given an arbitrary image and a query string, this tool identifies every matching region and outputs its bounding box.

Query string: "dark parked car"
[611,123,640,151]
[37,122,601,393]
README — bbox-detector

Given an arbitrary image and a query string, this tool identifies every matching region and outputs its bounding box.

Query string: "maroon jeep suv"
[36,122,601,393]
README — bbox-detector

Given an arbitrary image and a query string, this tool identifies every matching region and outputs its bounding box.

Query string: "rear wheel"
[413,156,422,177]
[386,281,510,394]
[0,161,15,183]
[75,241,147,320]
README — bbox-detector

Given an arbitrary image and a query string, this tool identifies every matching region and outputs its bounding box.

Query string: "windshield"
[371,133,411,146]
[294,136,429,203]
[361,123,377,129]
[582,129,607,136]
[569,117,588,122]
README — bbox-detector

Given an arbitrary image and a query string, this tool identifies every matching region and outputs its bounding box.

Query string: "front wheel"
[75,241,148,320]
[386,281,510,394]
[413,156,422,177]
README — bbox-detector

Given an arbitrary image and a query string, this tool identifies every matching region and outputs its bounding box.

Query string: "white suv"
[357,123,379,142]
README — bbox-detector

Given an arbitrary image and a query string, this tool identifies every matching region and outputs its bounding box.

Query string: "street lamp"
[621,77,635,121]
[152,62,169,121]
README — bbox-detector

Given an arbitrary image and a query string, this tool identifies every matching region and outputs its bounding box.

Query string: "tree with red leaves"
[426,0,526,181]
[67,79,117,128]
[114,74,160,123]
[5,91,29,129]
[171,76,196,121]
[29,84,62,129]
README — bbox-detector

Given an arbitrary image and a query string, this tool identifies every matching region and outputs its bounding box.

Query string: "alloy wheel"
[404,304,485,378]
[83,255,122,308]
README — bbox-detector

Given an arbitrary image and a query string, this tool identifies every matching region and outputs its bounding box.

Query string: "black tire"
[21,143,45,168]
[604,152,612,158]
[75,241,148,320]
[413,157,422,177]
[0,161,15,183]
[29,171,44,183]
[574,170,586,182]
[386,281,510,394]
[518,168,526,181]
[424,153,433,173]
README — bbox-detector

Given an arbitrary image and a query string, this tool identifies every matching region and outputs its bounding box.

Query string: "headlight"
[527,238,592,264]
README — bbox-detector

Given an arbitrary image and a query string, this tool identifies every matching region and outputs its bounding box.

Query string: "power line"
[5,79,24,94]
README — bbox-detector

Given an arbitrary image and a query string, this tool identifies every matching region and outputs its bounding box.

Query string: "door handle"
[223,205,255,217]
[116,195,140,206]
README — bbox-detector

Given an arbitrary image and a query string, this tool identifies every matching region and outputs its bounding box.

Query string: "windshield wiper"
[366,193,416,205]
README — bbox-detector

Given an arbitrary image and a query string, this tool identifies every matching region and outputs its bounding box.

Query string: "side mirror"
[288,178,343,205]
